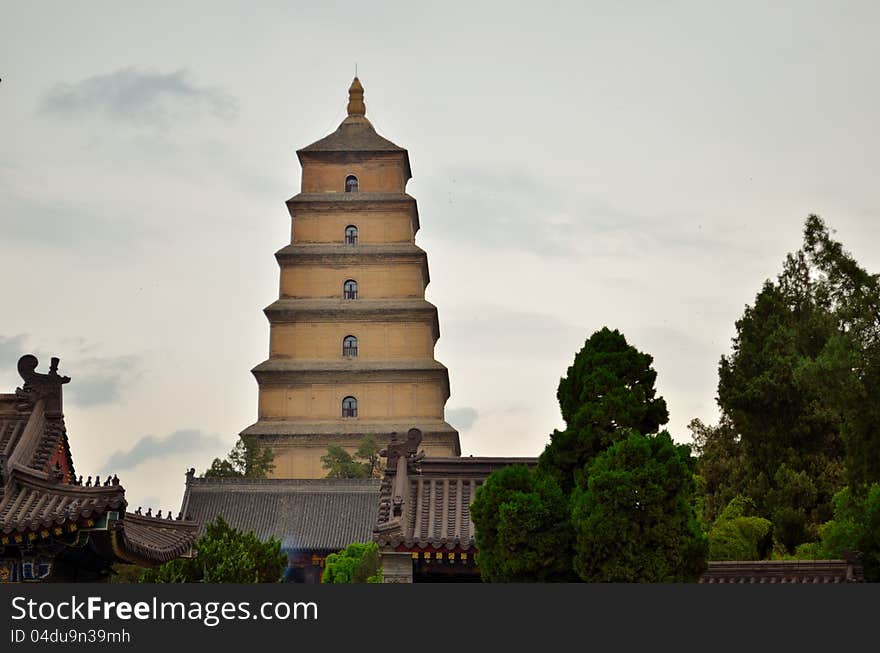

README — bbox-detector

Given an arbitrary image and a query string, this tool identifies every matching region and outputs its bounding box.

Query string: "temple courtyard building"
[0,356,197,582]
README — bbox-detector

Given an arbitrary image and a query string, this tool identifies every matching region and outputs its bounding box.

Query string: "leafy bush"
[140,516,286,583]
[816,484,880,580]
[322,542,382,583]
[708,496,772,561]
[471,465,574,582]
[571,431,708,582]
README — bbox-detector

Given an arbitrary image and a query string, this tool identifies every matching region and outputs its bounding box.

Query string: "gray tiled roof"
[181,478,381,553]
[375,456,538,551]
[700,560,863,583]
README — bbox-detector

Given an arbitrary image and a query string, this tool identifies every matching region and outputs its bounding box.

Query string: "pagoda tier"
[285,193,420,244]
[245,78,460,479]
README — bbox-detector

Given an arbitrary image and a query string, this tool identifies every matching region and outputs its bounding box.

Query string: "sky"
[2,1,880,512]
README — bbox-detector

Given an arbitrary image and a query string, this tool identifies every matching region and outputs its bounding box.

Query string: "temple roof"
[111,513,199,565]
[0,355,197,566]
[701,560,863,583]
[181,477,381,553]
[373,429,537,551]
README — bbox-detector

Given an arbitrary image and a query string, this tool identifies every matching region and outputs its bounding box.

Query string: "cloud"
[0,192,157,250]
[42,67,237,128]
[447,406,479,431]
[422,166,753,260]
[64,355,141,407]
[102,429,227,472]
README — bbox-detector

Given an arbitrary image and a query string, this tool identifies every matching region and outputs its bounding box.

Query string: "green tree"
[473,327,703,582]
[571,430,707,582]
[322,542,382,583]
[816,483,880,581]
[539,327,669,493]
[471,465,575,582]
[707,496,772,561]
[689,417,750,527]
[203,436,275,479]
[140,516,286,583]
[355,437,383,479]
[767,464,820,551]
[717,269,844,490]
[801,216,880,489]
[703,216,880,551]
[322,437,383,479]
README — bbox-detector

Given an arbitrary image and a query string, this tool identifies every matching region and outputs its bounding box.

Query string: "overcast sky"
[2,1,879,511]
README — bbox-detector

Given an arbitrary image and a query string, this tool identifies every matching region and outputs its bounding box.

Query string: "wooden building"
[241,77,460,478]
[0,355,197,582]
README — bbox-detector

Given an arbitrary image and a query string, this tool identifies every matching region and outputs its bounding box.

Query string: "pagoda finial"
[347,77,365,117]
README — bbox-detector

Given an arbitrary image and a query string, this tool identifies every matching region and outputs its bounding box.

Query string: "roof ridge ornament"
[380,428,424,517]
[347,76,366,117]
[15,355,70,415]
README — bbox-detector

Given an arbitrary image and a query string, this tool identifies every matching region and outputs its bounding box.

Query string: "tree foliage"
[473,327,705,582]
[816,484,880,581]
[801,216,880,489]
[203,436,275,479]
[140,516,287,583]
[697,215,880,553]
[707,496,772,561]
[321,437,383,479]
[471,465,574,582]
[571,430,707,582]
[539,327,669,493]
[689,417,749,527]
[321,541,382,583]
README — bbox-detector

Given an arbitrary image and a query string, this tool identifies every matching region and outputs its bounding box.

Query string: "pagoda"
[241,78,461,478]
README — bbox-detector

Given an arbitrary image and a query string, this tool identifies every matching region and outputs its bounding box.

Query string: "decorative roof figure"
[15,355,70,416]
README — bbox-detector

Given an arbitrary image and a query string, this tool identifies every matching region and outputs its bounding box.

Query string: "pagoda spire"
[347,77,366,117]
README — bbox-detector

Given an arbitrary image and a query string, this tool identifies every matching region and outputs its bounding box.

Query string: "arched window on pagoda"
[343,279,358,300]
[345,175,359,193]
[342,335,358,358]
[342,396,358,418]
[345,225,358,245]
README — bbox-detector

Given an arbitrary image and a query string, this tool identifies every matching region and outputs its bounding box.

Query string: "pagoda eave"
[284,193,420,235]
[274,244,430,286]
[251,362,451,395]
